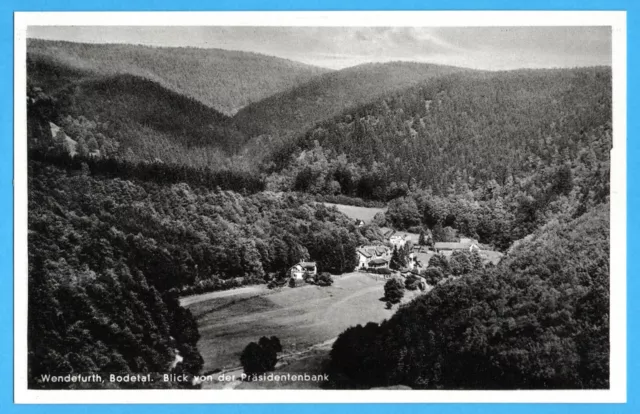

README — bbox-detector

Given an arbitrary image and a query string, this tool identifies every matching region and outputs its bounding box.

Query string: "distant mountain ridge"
[232,61,472,137]
[28,38,331,115]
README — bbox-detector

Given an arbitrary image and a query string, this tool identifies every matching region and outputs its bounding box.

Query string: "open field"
[180,284,269,307]
[323,203,386,223]
[185,272,422,374]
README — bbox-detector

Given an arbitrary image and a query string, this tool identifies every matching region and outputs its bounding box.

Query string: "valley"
[26,32,612,391]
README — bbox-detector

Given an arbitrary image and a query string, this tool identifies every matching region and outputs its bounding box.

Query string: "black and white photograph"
[15,11,626,403]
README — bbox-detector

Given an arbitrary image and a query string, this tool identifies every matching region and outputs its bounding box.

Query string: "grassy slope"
[233,61,471,136]
[323,203,386,224]
[186,272,423,373]
[28,38,331,115]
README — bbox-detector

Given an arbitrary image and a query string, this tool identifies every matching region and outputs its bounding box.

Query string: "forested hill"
[266,67,611,198]
[233,61,470,137]
[27,58,253,168]
[27,159,366,388]
[329,202,609,389]
[28,39,331,115]
[262,67,610,251]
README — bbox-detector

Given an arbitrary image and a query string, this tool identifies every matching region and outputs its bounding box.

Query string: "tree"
[398,244,411,266]
[423,267,444,286]
[387,197,421,230]
[76,137,89,157]
[258,336,283,354]
[87,136,100,152]
[552,164,574,196]
[384,278,404,304]
[390,246,402,270]
[428,254,450,274]
[418,229,427,246]
[240,340,278,377]
[469,251,484,271]
[432,223,445,243]
[449,251,473,276]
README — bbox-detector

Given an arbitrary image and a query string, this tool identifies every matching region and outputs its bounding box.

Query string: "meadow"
[184,272,422,374]
[323,203,386,224]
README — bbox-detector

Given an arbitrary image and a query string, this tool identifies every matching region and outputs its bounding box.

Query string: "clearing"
[184,272,422,375]
[323,203,386,224]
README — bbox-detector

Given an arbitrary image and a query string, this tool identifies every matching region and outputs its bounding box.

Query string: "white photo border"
[13,10,627,404]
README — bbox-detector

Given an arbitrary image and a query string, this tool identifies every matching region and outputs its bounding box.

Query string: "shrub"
[405,275,421,290]
[316,272,334,286]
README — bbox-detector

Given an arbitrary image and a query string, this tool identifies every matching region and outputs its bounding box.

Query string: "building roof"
[380,227,396,238]
[358,245,389,257]
[368,258,389,265]
[291,262,316,271]
[357,248,373,258]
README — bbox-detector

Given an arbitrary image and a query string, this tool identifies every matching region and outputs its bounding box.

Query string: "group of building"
[288,226,482,283]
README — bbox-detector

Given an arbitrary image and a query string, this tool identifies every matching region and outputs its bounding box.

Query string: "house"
[368,258,389,269]
[380,227,396,239]
[290,262,317,280]
[354,219,365,227]
[407,253,423,270]
[433,241,480,253]
[356,245,390,269]
[389,234,407,249]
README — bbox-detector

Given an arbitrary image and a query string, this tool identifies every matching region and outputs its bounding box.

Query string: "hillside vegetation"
[267,68,610,195]
[265,67,610,250]
[329,203,609,389]
[28,39,330,115]
[27,156,378,388]
[233,61,469,137]
[26,41,612,391]
[27,64,254,168]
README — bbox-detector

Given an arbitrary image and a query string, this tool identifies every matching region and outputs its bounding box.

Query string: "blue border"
[2,0,636,413]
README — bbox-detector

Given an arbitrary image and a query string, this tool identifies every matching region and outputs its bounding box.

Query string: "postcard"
[13,10,627,404]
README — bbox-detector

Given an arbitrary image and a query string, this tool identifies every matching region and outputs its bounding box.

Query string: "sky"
[27,26,612,70]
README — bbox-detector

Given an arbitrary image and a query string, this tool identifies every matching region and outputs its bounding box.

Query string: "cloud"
[27,26,611,70]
